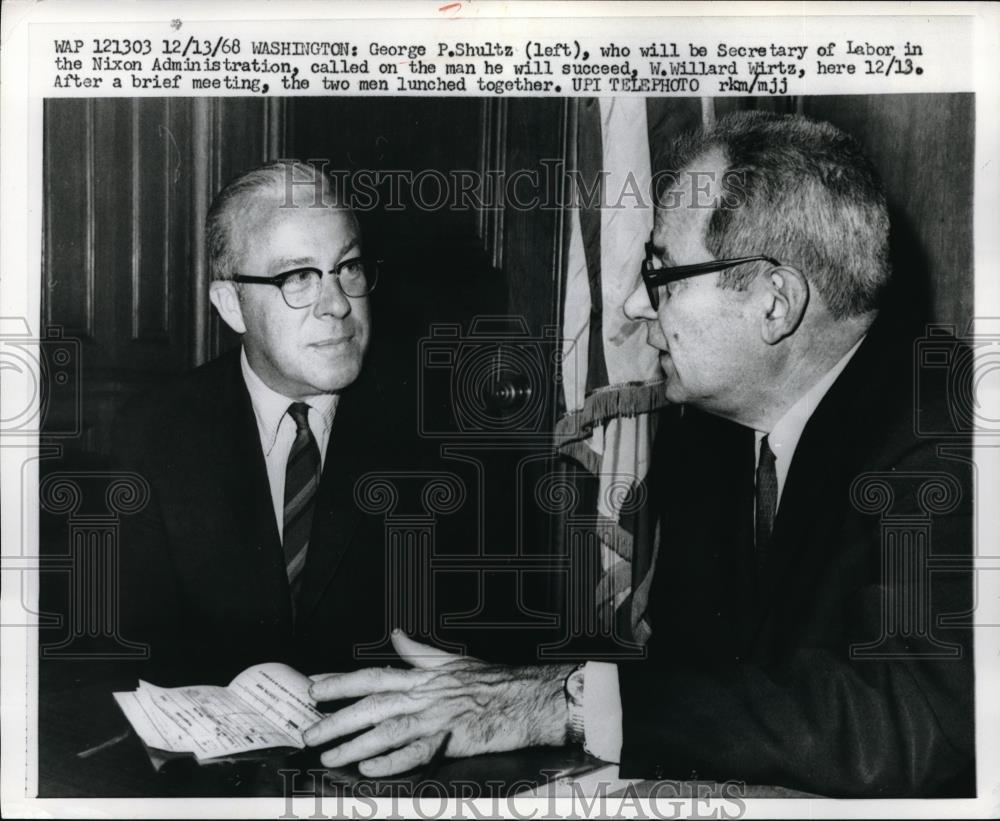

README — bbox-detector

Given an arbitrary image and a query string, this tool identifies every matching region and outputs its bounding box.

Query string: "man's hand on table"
[304,630,575,776]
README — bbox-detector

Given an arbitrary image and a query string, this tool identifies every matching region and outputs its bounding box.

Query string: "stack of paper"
[113,662,324,761]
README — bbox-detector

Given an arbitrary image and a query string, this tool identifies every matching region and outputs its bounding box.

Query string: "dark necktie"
[755,435,778,572]
[284,402,321,600]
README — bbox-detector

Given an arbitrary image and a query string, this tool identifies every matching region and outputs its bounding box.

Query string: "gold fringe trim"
[555,379,670,449]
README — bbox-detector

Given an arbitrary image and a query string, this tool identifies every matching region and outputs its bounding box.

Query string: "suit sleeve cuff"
[581,661,623,763]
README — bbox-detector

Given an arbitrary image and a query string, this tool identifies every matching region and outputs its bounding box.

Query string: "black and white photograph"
[2,2,998,818]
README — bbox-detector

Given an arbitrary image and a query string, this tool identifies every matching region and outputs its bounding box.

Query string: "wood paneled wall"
[800,94,974,330]
[44,99,192,372]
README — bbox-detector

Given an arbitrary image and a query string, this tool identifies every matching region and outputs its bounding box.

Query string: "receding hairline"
[210,167,358,277]
[227,200,359,269]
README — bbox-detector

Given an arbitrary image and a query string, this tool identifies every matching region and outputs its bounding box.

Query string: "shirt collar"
[756,335,866,496]
[240,347,338,456]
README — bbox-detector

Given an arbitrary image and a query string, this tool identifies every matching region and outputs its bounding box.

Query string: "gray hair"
[663,111,891,319]
[206,160,345,280]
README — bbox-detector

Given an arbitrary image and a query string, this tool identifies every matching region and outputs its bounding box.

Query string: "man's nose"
[623,282,657,321]
[313,274,352,319]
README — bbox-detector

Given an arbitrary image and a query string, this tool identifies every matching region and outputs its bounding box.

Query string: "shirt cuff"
[581,661,623,763]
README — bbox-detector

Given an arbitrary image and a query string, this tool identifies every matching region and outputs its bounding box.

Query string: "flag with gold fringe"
[555,97,704,645]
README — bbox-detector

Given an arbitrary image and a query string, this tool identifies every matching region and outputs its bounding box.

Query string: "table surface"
[37,662,814,800]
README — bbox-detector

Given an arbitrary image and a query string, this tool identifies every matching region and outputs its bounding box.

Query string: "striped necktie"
[284,402,321,600]
[755,435,778,573]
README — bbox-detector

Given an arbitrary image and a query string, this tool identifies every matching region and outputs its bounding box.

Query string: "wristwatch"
[563,663,586,745]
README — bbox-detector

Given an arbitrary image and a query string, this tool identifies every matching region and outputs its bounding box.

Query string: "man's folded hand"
[304,630,574,776]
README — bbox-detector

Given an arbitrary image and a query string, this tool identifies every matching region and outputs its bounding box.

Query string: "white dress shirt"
[240,348,338,542]
[581,336,866,763]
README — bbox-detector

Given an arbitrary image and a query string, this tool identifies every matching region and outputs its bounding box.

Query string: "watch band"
[563,662,586,745]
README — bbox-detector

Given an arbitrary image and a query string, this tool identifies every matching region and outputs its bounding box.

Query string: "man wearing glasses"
[304,112,974,797]
[115,161,391,683]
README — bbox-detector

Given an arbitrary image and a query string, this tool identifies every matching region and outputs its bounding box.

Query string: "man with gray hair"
[304,112,974,797]
[116,161,392,683]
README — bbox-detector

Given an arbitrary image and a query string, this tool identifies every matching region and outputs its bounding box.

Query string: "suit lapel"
[214,353,292,626]
[296,376,375,620]
[753,322,901,619]
[755,418,844,608]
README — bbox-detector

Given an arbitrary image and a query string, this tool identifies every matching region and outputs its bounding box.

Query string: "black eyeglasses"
[641,241,779,310]
[232,257,381,309]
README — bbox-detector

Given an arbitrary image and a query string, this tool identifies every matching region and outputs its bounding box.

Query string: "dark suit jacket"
[617,316,975,797]
[114,350,396,685]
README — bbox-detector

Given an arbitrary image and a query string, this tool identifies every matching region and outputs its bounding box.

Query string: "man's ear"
[208,280,247,335]
[760,265,808,344]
